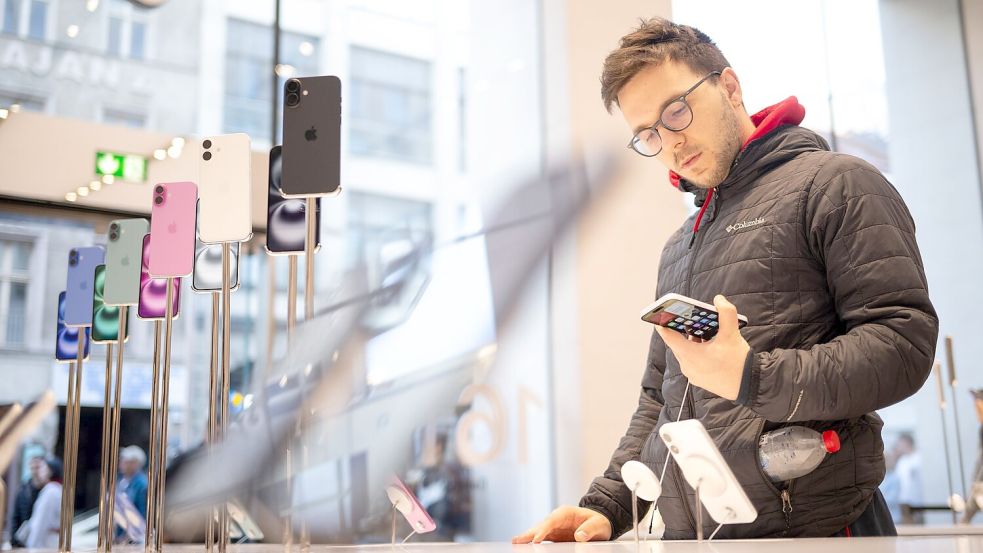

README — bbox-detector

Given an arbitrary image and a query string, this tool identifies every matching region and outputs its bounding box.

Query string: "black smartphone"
[281,75,341,197]
[266,145,322,254]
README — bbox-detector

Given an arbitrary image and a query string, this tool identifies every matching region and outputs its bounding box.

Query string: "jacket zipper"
[781,481,796,531]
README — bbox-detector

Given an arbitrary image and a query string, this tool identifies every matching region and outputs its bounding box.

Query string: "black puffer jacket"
[579,103,939,539]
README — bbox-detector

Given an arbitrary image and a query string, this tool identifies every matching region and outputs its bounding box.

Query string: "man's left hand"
[655,295,750,401]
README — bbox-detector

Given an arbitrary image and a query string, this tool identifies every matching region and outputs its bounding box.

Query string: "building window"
[349,46,432,164]
[2,0,48,40]
[107,0,149,60]
[0,239,31,348]
[102,107,147,128]
[223,18,319,144]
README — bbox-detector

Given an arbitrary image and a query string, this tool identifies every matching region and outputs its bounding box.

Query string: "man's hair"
[600,17,731,113]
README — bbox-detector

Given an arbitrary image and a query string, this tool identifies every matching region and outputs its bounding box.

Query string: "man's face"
[617,61,746,189]
[121,457,139,477]
[28,457,43,483]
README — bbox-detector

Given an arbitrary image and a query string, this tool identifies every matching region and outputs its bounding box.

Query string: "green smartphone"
[92,265,128,343]
[104,218,150,306]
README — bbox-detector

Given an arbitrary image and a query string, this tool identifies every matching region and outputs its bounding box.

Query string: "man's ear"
[719,67,744,110]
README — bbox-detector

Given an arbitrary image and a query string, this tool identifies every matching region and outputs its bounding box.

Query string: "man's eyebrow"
[630,87,686,135]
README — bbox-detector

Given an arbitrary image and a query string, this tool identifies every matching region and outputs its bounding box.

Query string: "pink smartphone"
[386,476,436,534]
[149,181,198,278]
[138,234,180,320]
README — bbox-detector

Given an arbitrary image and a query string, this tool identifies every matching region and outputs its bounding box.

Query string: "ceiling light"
[102,175,115,185]
[167,145,181,158]
[171,136,185,148]
[86,0,99,12]
[274,64,296,77]
[9,104,21,113]
[65,192,78,202]
[153,149,166,161]
[0,109,8,119]
[77,186,90,197]
[66,25,79,38]
[298,41,314,57]
[90,181,102,191]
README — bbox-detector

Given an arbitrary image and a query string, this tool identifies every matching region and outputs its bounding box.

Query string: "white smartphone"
[198,133,253,243]
[659,419,758,524]
[640,293,748,341]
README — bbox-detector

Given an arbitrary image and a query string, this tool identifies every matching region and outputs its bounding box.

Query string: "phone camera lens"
[285,92,300,107]
[154,196,163,205]
[109,232,118,241]
[203,151,212,161]
[286,79,300,93]
[203,139,212,149]
[155,185,164,194]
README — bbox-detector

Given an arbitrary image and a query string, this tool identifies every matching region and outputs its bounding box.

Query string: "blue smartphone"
[56,291,90,362]
[64,246,105,327]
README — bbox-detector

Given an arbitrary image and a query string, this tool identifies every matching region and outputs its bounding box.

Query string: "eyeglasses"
[627,71,721,157]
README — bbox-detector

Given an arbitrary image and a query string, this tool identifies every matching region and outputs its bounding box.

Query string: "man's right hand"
[511,506,613,544]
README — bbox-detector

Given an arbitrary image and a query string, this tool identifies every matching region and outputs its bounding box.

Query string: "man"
[11,455,45,547]
[118,446,149,522]
[515,17,937,541]
[24,456,62,549]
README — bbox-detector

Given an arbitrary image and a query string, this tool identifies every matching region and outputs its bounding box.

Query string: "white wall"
[878,0,983,518]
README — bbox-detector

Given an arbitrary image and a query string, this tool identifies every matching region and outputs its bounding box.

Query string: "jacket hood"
[670,96,817,199]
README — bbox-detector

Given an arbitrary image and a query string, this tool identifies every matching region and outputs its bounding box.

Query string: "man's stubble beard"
[690,96,744,190]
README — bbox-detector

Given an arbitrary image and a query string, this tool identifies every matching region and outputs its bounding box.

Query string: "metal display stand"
[936,361,959,524]
[60,333,87,552]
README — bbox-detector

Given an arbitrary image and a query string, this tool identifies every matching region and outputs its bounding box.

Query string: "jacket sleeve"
[738,158,939,422]
[579,329,665,538]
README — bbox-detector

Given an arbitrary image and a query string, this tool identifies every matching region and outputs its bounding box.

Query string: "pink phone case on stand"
[386,475,436,535]
[149,182,198,278]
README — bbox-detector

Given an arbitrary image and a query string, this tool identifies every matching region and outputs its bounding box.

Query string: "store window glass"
[0,0,551,542]
[349,46,433,164]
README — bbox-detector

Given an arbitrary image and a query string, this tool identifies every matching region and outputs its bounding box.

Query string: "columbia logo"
[726,217,766,233]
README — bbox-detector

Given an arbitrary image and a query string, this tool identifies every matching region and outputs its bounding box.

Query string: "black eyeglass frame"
[626,70,723,157]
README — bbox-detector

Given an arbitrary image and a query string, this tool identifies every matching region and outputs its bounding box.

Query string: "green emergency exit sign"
[95,151,148,183]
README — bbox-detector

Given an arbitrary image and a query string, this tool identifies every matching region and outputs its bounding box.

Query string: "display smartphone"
[56,291,90,362]
[198,133,253,243]
[149,181,198,278]
[640,293,748,341]
[91,265,128,343]
[64,246,105,327]
[104,218,149,306]
[659,419,757,524]
[385,475,436,534]
[266,145,322,254]
[280,75,342,198]
[138,234,180,320]
[192,240,240,293]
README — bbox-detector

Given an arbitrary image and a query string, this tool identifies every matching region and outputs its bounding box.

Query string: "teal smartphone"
[105,218,150,306]
[92,265,128,343]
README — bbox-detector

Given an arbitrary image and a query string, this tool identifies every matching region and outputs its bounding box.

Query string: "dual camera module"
[202,139,213,162]
[154,184,165,206]
[109,223,120,242]
[285,79,302,108]
[69,249,78,266]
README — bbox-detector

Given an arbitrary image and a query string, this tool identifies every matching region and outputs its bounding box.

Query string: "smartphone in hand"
[640,293,747,341]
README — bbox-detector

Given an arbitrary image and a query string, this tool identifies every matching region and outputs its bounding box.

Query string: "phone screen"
[642,299,743,340]
[56,291,90,361]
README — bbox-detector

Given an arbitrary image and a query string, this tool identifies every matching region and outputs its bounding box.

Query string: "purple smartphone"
[56,291,90,362]
[64,246,105,327]
[138,234,180,320]
[149,181,198,278]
